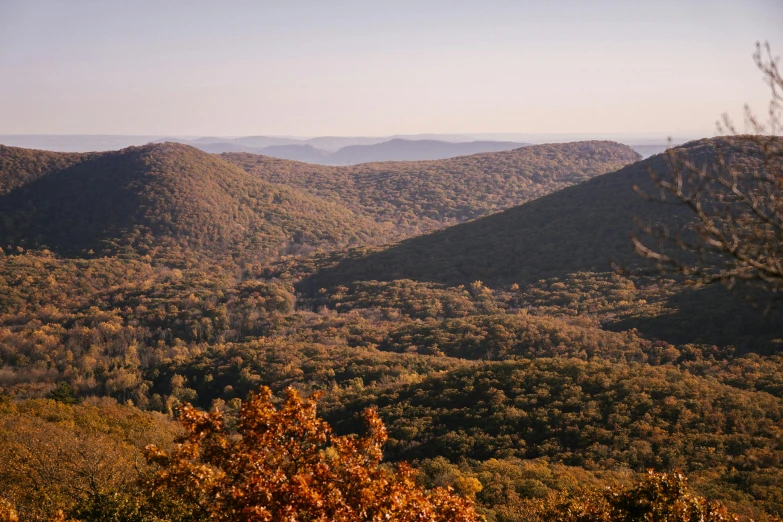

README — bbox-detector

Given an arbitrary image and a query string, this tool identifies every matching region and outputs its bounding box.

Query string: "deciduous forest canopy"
[1,24,782,522]
[0,131,781,521]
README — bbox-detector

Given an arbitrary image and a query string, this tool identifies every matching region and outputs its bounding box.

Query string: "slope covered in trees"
[299,138,773,289]
[0,397,180,520]
[0,145,89,195]
[1,246,782,519]
[0,141,639,260]
[224,141,641,236]
[0,143,387,258]
[327,357,783,512]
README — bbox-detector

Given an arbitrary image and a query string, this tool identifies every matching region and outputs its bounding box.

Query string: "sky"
[0,0,781,138]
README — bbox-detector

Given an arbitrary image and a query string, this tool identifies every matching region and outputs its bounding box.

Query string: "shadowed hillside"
[0,145,90,195]
[297,138,762,289]
[0,141,640,259]
[225,140,641,237]
[0,143,387,258]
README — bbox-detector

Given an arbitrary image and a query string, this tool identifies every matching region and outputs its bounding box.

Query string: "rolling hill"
[0,143,387,258]
[0,140,641,259]
[297,138,768,289]
[225,140,641,236]
[0,145,90,195]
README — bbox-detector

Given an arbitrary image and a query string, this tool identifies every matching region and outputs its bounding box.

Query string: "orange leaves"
[0,499,18,522]
[146,385,482,521]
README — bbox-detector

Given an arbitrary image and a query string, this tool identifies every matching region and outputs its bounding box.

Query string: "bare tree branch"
[633,42,783,304]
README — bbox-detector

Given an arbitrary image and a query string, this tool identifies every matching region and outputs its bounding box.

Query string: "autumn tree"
[144,386,482,522]
[633,42,783,302]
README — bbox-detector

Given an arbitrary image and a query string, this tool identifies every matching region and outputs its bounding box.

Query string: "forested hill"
[298,137,765,289]
[0,143,388,258]
[0,145,89,195]
[223,140,641,237]
[0,141,639,260]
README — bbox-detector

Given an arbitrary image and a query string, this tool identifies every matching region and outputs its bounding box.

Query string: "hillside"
[225,140,641,236]
[326,356,783,515]
[0,143,387,258]
[298,138,759,289]
[0,140,640,259]
[0,145,89,195]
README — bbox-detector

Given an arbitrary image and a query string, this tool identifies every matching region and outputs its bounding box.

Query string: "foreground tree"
[633,42,783,302]
[144,386,481,522]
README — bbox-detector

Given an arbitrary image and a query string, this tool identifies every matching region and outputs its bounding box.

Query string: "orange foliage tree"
[145,386,482,522]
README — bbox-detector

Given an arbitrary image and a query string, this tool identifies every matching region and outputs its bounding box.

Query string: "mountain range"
[224,140,640,236]
[167,137,531,164]
[0,134,670,162]
[0,140,640,257]
[0,143,387,258]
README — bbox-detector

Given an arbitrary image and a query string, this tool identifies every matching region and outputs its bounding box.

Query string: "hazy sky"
[0,0,781,137]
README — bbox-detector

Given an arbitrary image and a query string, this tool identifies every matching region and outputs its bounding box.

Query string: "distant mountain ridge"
[167,137,530,164]
[326,139,527,164]
[0,135,672,163]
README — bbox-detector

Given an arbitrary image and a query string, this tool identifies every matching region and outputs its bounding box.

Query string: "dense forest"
[0,143,390,259]
[0,141,638,259]
[294,138,773,289]
[0,138,781,521]
[223,141,640,237]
